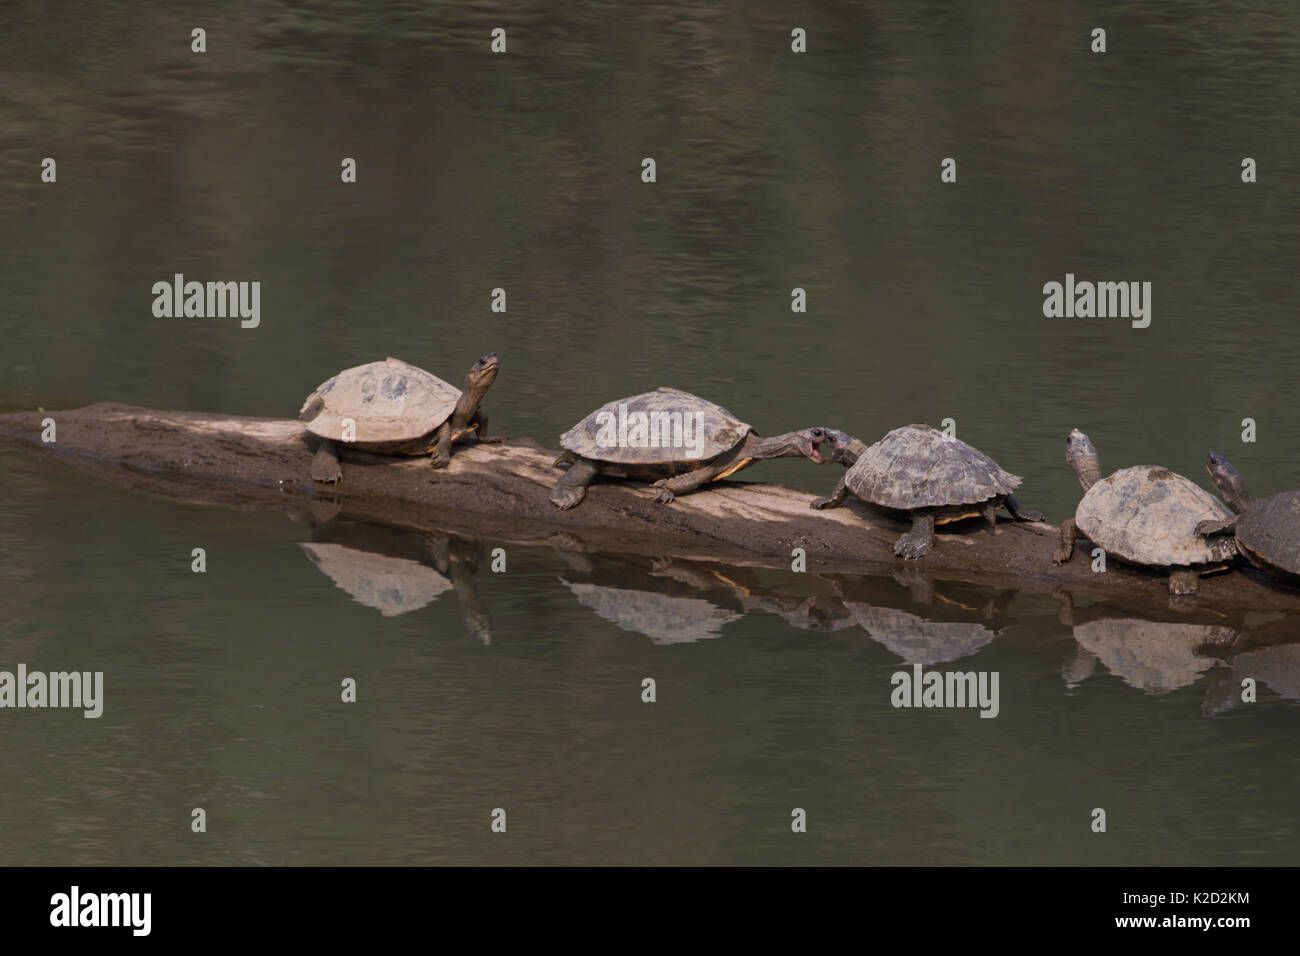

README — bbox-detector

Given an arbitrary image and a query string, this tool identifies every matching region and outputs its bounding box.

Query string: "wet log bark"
[2,402,1299,616]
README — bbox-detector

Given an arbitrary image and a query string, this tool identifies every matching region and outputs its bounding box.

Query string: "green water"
[1,1,1299,865]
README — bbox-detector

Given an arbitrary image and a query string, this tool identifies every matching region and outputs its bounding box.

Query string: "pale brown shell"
[844,424,1021,510]
[300,357,460,443]
[559,387,752,464]
[1075,466,1236,567]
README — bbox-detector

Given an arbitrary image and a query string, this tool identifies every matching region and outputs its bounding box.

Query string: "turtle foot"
[309,452,342,484]
[651,482,676,505]
[429,451,451,469]
[550,487,585,510]
[1051,549,1071,565]
[1017,508,1045,522]
[894,531,933,560]
[809,496,833,510]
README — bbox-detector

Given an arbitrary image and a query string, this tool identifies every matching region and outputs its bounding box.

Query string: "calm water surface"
[1,2,1298,864]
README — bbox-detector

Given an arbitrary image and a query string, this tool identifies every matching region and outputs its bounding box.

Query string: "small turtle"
[1197,452,1300,583]
[1054,429,1236,595]
[810,424,1044,559]
[300,353,500,483]
[549,387,829,509]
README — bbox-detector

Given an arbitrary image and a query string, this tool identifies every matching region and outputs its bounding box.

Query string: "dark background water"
[1,1,1298,864]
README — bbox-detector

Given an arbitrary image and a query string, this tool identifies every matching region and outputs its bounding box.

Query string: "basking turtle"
[1054,429,1236,595]
[549,387,830,509]
[810,424,1043,559]
[299,353,500,483]
[1196,452,1300,583]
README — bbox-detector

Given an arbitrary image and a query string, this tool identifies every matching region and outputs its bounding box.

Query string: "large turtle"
[299,353,499,483]
[809,424,1044,559]
[1196,452,1300,583]
[1053,429,1236,595]
[549,387,830,509]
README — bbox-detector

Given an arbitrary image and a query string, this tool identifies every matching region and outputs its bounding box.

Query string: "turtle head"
[1205,451,1253,514]
[465,352,499,392]
[795,427,833,463]
[820,428,867,467]
[1065,428,1101,491]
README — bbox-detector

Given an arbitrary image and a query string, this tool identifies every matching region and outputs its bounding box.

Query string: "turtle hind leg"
[310,439,343,483]
[1004,494,1044,522]
[550,457,599,510]
[894,511,936,560]
[1168,568,1200,596]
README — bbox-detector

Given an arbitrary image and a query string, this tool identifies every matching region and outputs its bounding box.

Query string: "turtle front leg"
[550,457,599,510]
[429,422,453,469]
[1052,518,1077,564]
[651,467,717,504]
[810,477,851,510]
[310,438,343,484]
[1195,516,1237,537]
[472,412,505,444]
[894,511,936,560]
[1004,494,1044,522]
[1169,568,1200,596]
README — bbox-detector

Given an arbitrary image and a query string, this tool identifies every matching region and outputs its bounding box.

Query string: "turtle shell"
[300,357,460,444]
[1075,466,1236,567]
[844,424,1021,510]
[844,603,996,664]
[1235,490,1300,575]
[558,387,752,464]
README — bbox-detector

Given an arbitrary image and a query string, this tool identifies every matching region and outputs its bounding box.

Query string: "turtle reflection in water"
[1202,642,1300,715]
[837,571,1018,665]
[1055,591,1235,695]
[299,530,491,643]
[562,579,741,645]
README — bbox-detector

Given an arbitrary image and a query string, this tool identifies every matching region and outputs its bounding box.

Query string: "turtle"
[548,387,830,509]
[1053,429,1237,595]
[299,353,500,483]
[809,424,1044,559]
[1195,452,1300,583]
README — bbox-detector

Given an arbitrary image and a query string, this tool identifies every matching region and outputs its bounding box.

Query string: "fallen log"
[3,402,1300,618]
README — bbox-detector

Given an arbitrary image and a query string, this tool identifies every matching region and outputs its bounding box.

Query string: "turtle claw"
[809,496,833,510]
[429,450,452,469]
[653,489,676,505]
[1051,549,1071,565]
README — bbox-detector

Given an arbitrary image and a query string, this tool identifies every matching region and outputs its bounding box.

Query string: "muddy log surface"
[3,402,1300,616]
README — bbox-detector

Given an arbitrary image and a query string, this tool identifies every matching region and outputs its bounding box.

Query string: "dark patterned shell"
[1075,466,1236,567]
[844,424,1021,509]
[558,387,751,464]
[1236,490,1300,574]
[300,357,460,443]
